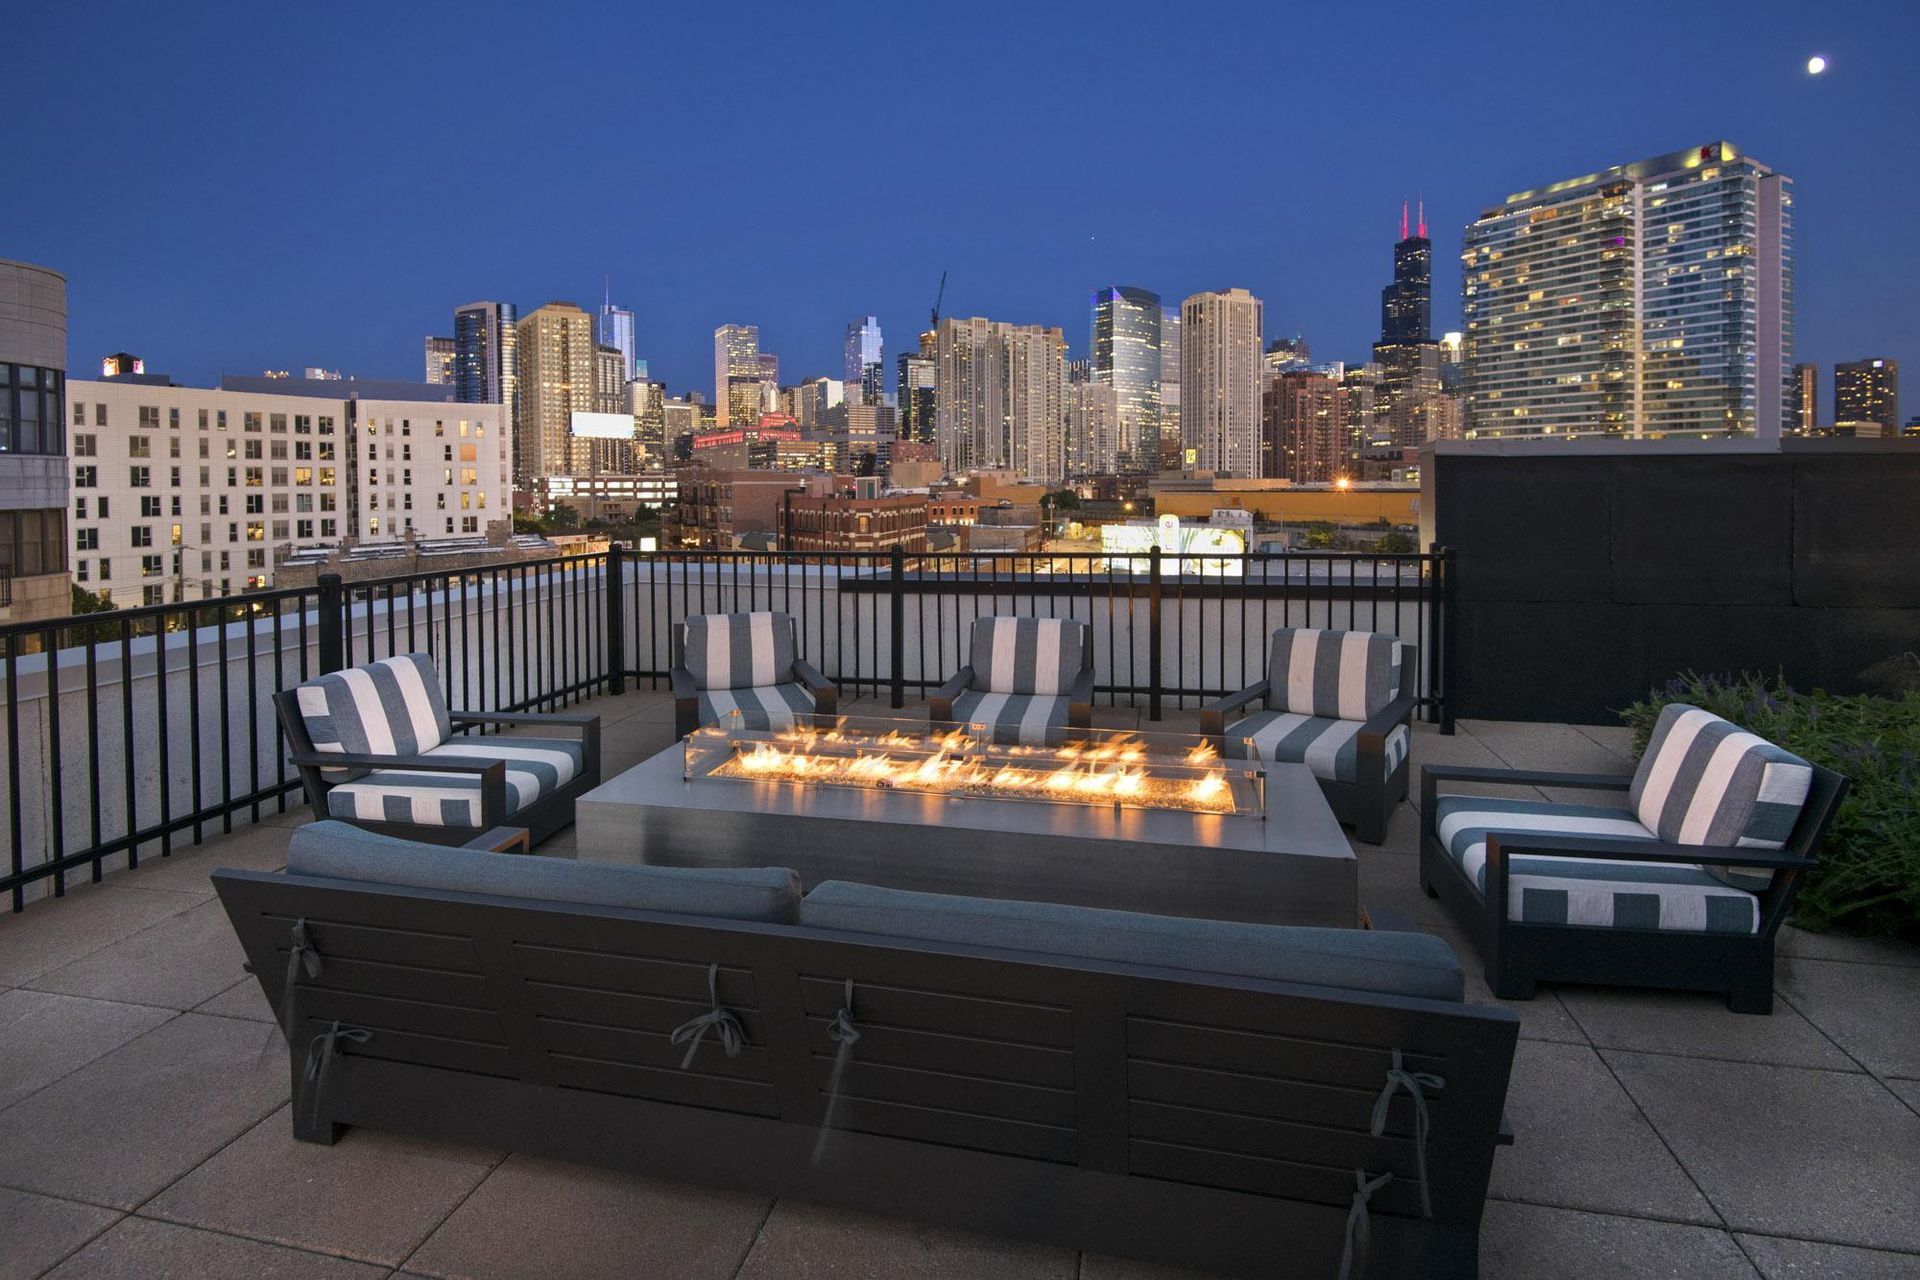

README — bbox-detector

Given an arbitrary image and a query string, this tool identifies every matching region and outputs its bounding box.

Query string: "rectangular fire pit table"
[575,721,1357,928]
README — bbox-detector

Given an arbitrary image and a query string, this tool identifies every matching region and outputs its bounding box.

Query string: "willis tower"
[1371,202,1443,461]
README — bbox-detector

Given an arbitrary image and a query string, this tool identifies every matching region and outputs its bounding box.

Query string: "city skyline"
[11,2,1915,405]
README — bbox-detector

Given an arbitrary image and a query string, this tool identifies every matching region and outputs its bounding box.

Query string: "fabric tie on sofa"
[668,963,746,1069]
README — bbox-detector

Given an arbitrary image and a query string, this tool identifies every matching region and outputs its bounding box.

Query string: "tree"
[1375,530,1417,554]
[1300,521,1338,550]
[545,504,581,532]
[1043,489,1081,510]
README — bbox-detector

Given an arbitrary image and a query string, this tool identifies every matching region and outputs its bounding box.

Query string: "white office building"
[1180,288,1264,477]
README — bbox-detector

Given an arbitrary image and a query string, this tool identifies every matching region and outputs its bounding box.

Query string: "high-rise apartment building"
[1067,379,1122,476]
[1792,363,1818,434]
[423,336,455,385]
[515,302,596,481]
[844,316,884,407]
[599,285,636,383]
[1463,142,1793,440]
[932,317,1066,483]
[1159,305,1182,466]
[1090,286,1162,474]
[452,300,517,474]
[69,375,506,606]
[895,350,936,447]
[0,259,72,626]
[1264,370,1346,483]
[1834,358,1899,432]
[713,325,760,428]
[1179,289,1263,477]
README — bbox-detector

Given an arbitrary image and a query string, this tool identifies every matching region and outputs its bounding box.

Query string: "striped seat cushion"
[1266,627,1404,720]
[970,617,1087,696]
[696,682,815,732]
[1432,795,1759,934]
[683,612,797,692]
[951,688,1070,747]
[1222,711,1410,784]
[1629,703,1814,891]
[294,654,452,778]
[324,735,585,828]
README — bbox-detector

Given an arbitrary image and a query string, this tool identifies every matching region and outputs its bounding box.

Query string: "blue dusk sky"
[12,0,1917,405]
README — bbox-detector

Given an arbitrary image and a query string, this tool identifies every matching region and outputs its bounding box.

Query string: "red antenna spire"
[1401,200,1409,241]
[1417,199,1427,239]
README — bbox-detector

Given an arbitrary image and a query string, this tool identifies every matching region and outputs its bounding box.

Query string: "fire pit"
[578,715,1358,927]
[685,716,1265,818]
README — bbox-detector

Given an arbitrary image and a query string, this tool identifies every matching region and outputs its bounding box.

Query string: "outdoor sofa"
[1202,627,1417,844]
[930,615,1095,745]
[214,820,1519,1279]
[671,610,837,739]
[1421,702,1848,1013]
[276,653,600,846]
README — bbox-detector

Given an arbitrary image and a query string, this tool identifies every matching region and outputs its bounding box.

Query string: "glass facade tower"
[1090,286,1161,473]
[844,316,884,407]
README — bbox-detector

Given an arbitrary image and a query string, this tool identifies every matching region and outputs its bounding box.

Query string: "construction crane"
[929,271,947,330]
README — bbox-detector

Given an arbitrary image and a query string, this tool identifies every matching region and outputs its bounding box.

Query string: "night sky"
[15,1,1916,405]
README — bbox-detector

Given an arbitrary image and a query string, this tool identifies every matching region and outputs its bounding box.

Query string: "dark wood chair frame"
[1418,763,1849,1014]
[1200,644,1419,845]
[929,621,1096,737]
[670,615,838,740]
[214,865,1519,1280]
[274,690,601,849]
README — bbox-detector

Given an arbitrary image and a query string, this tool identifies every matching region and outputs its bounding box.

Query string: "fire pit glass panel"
[684,714,1265,817]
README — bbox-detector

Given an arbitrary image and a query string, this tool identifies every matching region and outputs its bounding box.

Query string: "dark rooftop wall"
[1427,442,1920,724]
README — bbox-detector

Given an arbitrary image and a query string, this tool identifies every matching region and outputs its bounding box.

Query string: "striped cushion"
[1265,628,1403,720]
[951,688,1070,746]
[295,654,452,778]
[970,617,1088,696]
[683,612,797,692]
[324,735,584,828]
[1432,795,1759,934]
[1222,711,1409,784]
[696,682,815,732]
[1629,704,1814,891]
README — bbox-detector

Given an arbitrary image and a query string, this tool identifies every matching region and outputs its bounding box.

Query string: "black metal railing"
[0,545,1452,910]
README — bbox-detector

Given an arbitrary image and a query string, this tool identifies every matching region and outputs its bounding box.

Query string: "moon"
[1807,55,1828,75]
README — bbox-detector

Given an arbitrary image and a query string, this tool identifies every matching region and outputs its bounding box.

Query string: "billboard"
[569,411,636,440]
[1099,517,1245,576]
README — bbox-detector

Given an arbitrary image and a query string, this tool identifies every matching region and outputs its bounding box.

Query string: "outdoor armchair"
[670,610,836,740]
[930,615,1094,746]
[1201,627,1417,844]
[276,652,600,846]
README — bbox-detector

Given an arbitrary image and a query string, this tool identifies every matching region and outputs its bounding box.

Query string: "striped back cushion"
[683,612,797,692]
[294,654,452,766]
[970,617,1088,696]
[1265,628,1403,721]
[1629,703,1814,891]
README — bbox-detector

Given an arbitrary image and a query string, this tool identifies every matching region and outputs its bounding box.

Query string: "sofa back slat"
[528,983,772,1047]
[819,1058,1077,1128]
[546,1053,783,1117]
[1129,1138,1427,1218]
[825,1094,1081,1165]
[796,976,1072,1048]
[1128,1059,1428,1142]
[1126,1014,1444,1085]
[536,1018,775,1083]
[299,987,506,1046]
[512,943,762,1009]
[803,1014,1075,1090]
[280,953,494,1011]
[1132,1101,1427,1210]
[274,915,481,972]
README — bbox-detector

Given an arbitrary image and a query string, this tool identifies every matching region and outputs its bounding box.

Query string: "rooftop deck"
[1,687,1915,1279]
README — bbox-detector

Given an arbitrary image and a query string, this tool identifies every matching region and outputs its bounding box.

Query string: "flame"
[711,725,1242,815]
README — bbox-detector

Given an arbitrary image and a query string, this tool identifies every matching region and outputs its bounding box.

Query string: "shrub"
[1622,669,1920,940]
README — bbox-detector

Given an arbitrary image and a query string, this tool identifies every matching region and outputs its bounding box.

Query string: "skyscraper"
[599,283,636,383]
[1089,286,1162,474]
[757,352,780,419]
[453,300,518,476]
[713,325,760,428]
[1159,305,1181,467]
[1371,204,1444,457]
[515,301,595,482]
[1463,142,1793,440]
[932,317,1066,483]
[1264,370,1346,483]
[423,335,455,385]
[1067,379,1122,476]
[895,349,936,446]
[1380,203,1432,344]
[1834,358,1899,432]
[844,316,884,407]
[1179,289,1263,477]
[1792,363,1818,434]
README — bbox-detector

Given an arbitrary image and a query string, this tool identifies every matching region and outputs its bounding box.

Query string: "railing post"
[606,544,626,696]
[888,546,906,709]
[317,573,345,674]
[1147,546,1163,722]
[1431,543,1457,736]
